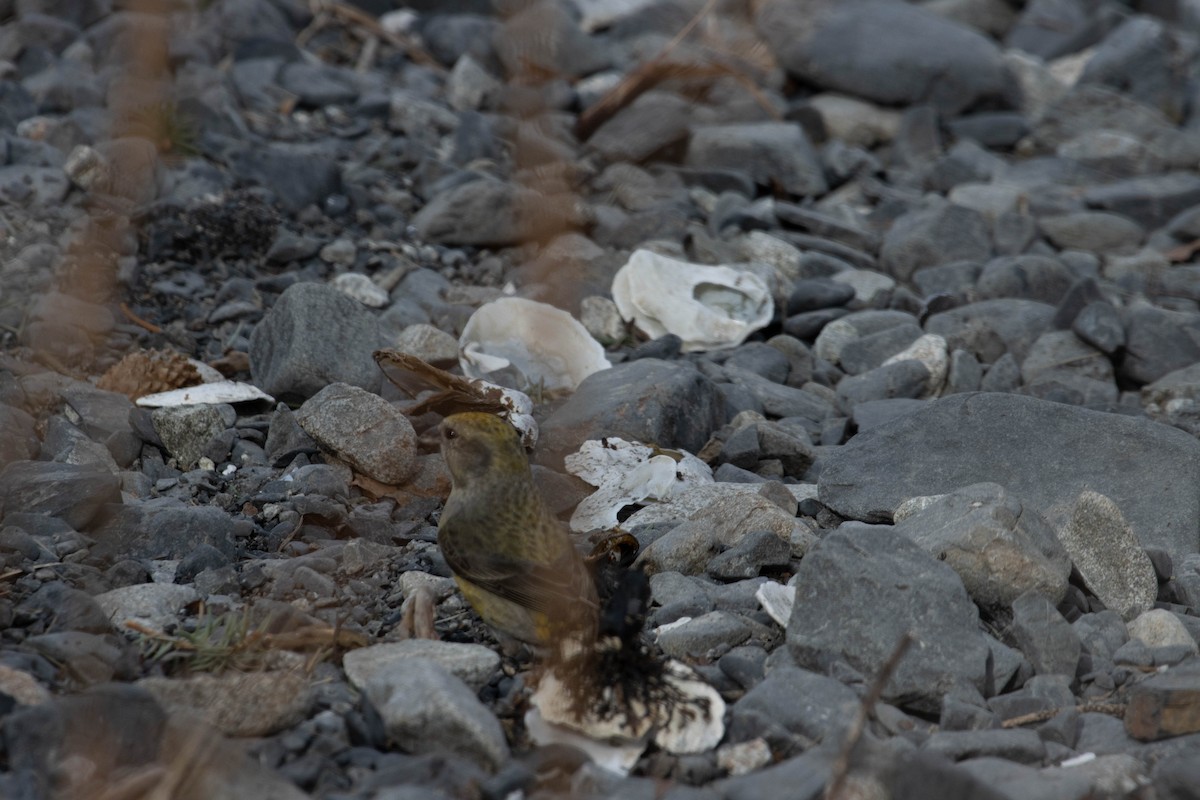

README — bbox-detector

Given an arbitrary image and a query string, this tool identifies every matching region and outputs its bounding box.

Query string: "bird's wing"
[440,525,595,616]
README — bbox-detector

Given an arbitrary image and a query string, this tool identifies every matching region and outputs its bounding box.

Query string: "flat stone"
[759,0,1009,114]
[0,460,119,531]
[818,393,1200,558]
[138,671,312,737]
[343,640,500,692]
[94,584,199,633]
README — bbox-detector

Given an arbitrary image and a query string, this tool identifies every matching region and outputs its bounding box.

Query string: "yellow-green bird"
[437,412,597,653]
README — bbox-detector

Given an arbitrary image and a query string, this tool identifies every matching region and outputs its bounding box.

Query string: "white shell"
[564,438,712,532]
[135,381,274,407]
[612,249,773,352]
[459,297,611,392]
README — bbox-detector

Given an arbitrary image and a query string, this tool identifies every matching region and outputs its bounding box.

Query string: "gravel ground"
[4,0,1200,798]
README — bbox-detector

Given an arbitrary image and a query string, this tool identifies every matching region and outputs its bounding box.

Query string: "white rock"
[459,297,610,392]
[756,580,796,628]
[394,323,459,364]
[808,93,901,147]
[737,230,803,282]
[344,640,500,692]
[831,269,895,304]
[613,249,773,352]
[332,272,388,307]
[717,738,773,776]
[813,318,858,365]
[883,333,949,396]
[579,295,626,345]
[1127,609,1198,652]
[95,583,199,632]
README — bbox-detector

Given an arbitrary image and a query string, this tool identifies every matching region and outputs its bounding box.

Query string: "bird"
[436,411,598,660]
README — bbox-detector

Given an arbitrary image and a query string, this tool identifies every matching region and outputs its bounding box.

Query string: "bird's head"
[440,412,529,489]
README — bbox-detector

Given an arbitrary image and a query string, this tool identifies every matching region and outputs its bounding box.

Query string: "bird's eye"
[443,427,457,440]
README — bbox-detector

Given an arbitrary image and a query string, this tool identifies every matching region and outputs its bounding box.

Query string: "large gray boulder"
[818,392,1200,557]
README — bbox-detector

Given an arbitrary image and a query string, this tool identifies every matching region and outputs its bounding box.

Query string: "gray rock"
[1072,302,1125,355]
[361,657,508,770]
[151,405,227,471]
[880,199,992,281]
[92,503,238,561]
[587,90,691,163]
[1119,303,1200,386]
[0,403,39,467]
[978,353,1021,393]
[708,529,792,580]
[686,122,827,197]
[1058,491,1157,621]
[1084,172,1200,230]
[1037,212,1144,254]
[945,349,983,394]
[817,392,1200,557]
[724,343,791,384]
[1072,610,1129,664]
[536,359,725,468]
[1080,15,1190,120]
[0,460,119,531]
[758,0,1009,114]
[976,255,1074,305]
[657,610,753,660]
[730,665,859,744]
[278,62,359,107]
[925,299,1056,365]
[913,260,983,297]
[788,526,1019,712]
[893,483,1070,609]
[94,584,200,633]
[638,491,798,575]
[250,282,383,402]
[838,323,924,376]
[787,279,857,313]
[1021,330,1117,405]
[922,728,1046,764]
[294,383,418,485]
[987,674,1074,722]
[835,360,930,407]
[230,143,341,213]
[723,365,834,421]
[851,399,928,431]
[412,175,581,247]
[1010,591,1081,677]
[343,640,500,693]
[955,757,1094,800]
[1005,0,1116,60]
[17,581,111,634]
[138,670,312,738]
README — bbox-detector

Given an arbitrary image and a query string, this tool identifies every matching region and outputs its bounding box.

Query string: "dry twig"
[824,633,914,800]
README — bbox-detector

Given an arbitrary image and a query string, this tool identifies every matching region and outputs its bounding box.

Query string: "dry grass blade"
[824,632,914,800]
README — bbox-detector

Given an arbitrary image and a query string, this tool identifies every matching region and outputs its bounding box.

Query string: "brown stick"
[120,301,163,334]
[1002,702,1126,728]
[824,633,914,800]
